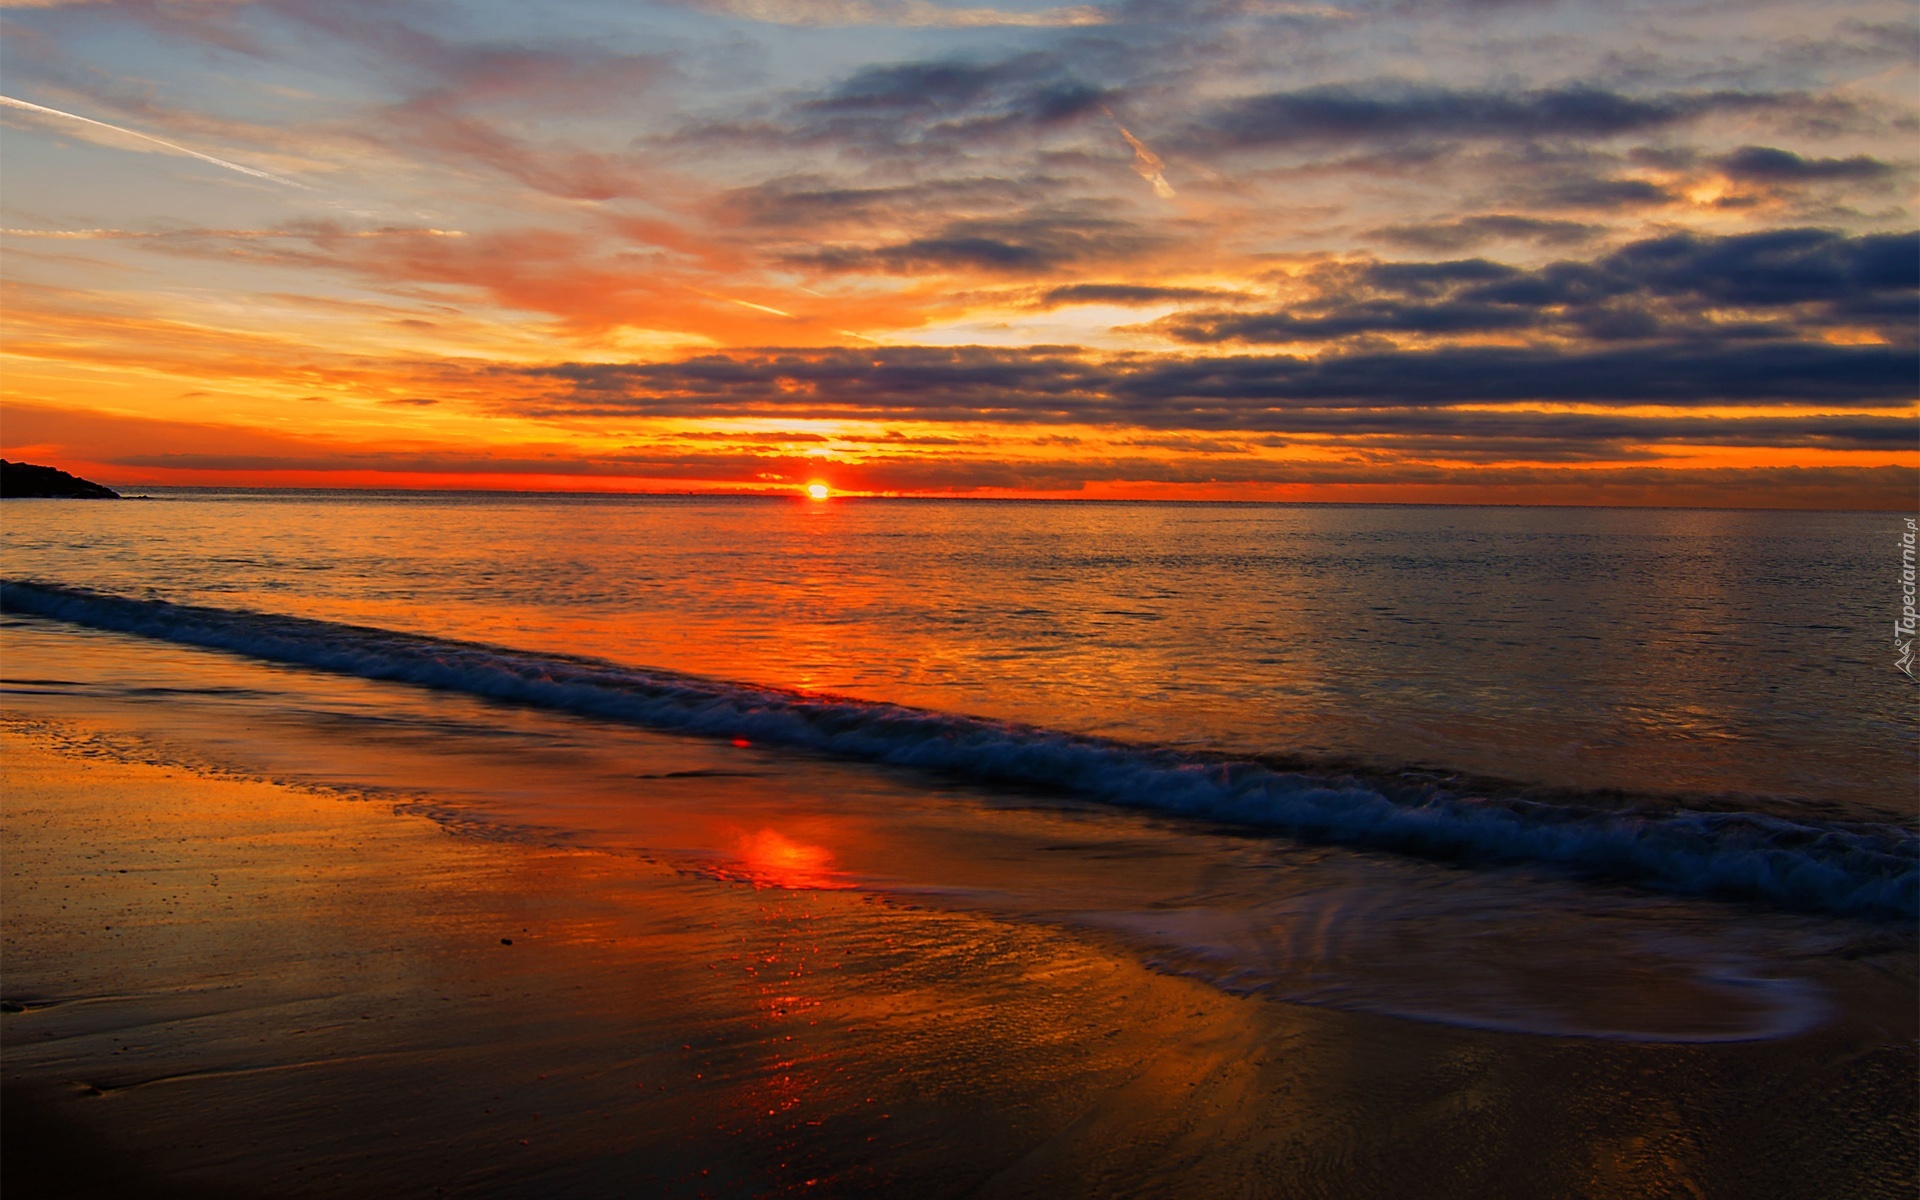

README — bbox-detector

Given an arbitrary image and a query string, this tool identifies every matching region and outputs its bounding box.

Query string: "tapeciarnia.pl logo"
[1898,516,1917,680]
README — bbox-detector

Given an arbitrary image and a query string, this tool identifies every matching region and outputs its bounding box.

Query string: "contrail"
[1105,109,1176,199]
[0,94,312,190]
[726,296,794,318]
[690,286,795,318]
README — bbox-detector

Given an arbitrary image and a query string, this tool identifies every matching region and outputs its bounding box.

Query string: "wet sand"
[3,719,1915,1199]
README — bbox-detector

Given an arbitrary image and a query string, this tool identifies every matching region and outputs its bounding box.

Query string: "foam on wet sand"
[4,720,1914,1199]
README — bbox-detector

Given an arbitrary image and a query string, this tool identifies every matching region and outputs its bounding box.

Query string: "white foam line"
[4,580,1914,920]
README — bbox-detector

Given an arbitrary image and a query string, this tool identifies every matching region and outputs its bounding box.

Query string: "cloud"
[1598,227,1915,313]
[1714,145,1896,183]
[721,176,1055,230]
[3,0,1911,510]
[676,51,1118,161]
[497,339,1911,429]
[1111,116,1176,198]
[1111,342,1913,409]
[1200,83,1789,148]
[685,0,1109,27]
[376,97,643,202]
[1186,410,1917,450]
[791,209,1163,275]
[88,447,1915,508]
[1369,214,1602,251]
[800,54,1107,124]
[203,10,679,202]
[1036,283,1248,306]
[516,345,1107,421]
[1152,228,1918,345]
[1532,176,1676,210]
[1157,300,1537,341]
[11,395,1904,505]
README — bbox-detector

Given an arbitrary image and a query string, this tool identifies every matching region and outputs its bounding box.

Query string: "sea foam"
[5,579,1913,919]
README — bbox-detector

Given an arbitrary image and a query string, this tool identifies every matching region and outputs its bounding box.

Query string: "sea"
[3,492,1914,1043]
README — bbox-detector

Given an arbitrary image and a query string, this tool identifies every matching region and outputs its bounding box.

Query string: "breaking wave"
[5,579,1914,920]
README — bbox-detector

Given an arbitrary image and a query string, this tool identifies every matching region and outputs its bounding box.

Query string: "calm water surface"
[3,492,1909,811]
[3,492,1914,1042]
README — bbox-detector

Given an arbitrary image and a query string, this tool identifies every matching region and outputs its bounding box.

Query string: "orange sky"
[1,0,1913,506]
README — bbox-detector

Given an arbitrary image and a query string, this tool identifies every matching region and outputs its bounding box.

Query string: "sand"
[3,717,1915,1198]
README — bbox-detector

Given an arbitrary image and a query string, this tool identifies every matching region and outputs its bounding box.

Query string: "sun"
[806,482,831,500]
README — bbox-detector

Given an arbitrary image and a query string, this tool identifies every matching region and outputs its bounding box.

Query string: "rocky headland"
[0,461,121,499]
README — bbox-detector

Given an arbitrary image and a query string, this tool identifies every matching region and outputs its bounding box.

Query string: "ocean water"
[3,493,1914,1041]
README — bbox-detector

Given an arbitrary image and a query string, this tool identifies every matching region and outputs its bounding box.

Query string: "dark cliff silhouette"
[1,460,121,499]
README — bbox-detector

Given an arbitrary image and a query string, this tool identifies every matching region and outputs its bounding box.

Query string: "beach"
[2,495,1916,1197]
[5,0,1916,1184]
[4,710,1915,1198]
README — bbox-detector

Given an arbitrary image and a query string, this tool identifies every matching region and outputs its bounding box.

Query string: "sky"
[0,0,1914,504]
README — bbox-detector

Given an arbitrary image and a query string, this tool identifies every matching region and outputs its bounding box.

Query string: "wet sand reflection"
[5,721,1915,1198]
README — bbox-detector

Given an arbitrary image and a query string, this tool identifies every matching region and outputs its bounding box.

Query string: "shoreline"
[6,582,1912,920]
[4,718,1915,1197]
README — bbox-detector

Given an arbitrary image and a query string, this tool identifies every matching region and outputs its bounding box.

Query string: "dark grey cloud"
[1599,227,1915,312]
[1534,176,1677,210]
[498,338,1910,433]
[1156,300,1538,340]
[682,50,1122,158]
[1036,283,1248,307]
[1108,342,1911,409]
[1156,228,1918,345]
[1213,410,1914,450]
[1716,145,1896,183]
[791,210,1163,275]
[1370,214,1603,251]
[519,346,1105,422]
[802,56,1108,125]
[1359,258,1515,292]
[1200,84,1789,149]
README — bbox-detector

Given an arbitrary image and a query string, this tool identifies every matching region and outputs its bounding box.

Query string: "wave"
[5,579,1914,920]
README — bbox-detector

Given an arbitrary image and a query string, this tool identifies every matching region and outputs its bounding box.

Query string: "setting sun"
[0,0,1913,1191]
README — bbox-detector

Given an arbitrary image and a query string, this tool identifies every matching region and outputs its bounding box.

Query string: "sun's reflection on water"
[728,828,854,891]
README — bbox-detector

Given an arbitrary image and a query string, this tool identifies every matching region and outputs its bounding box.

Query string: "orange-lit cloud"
[0,0,1911,505]
[1111,117,1177,199]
